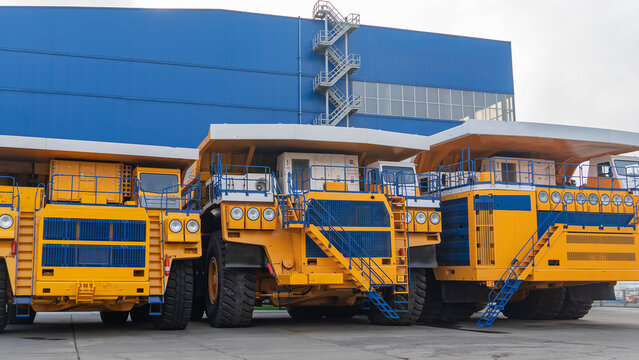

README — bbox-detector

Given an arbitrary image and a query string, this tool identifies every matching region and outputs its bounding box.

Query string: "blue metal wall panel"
[305,231,391,258]
[536,211,635,237]
[473,195,531,211]
[0,7,513,147]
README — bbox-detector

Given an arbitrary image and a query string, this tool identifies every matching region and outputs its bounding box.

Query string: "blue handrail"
[0,176,20,211]
[34,183,46,211]
[292,165,380,193]
[389,171,440,201]
[158,181,202,215]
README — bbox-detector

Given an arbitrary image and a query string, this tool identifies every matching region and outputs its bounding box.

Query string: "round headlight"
[186,219,200,233]
[601,194,611,206]
[564,192,574,204]
[0,214,14,229]
[405,211,412,224]
[263,208,276,221]
[624,195,634,207]
[230,207,244,220]
[430,212,441,225]
[551,191,561,204]
[538,191,549,203]
[612,194,623,206]
[415,212,427,224]
[247,207,260,221]
[588,193,598,205]
[169,219,183,233]
[576,193,587,205]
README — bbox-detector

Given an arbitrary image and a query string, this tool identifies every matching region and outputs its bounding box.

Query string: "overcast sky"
[6,0,639,133]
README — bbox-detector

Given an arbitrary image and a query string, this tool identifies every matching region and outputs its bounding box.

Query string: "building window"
[352,81,515,122]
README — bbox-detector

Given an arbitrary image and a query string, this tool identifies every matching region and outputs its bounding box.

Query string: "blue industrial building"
[0,4,514,148]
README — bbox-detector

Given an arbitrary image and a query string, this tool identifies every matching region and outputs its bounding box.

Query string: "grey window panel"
[415,87,427,102]
[451,90,462,105]
[451,105,463,120]
[427,87,439,103]
[485,92,497,107]
[474,108,485,120]
[463,106,474,119]
[474,92,485,107]
[439,104,451,120]
[403,86,415,101]
[379,99,391,115]
[496,93,506,104]
[439,88,451,104]
[365,98,377,114]
[403,101,415,116]
[378,83,390,99]
[365,82,377,98]
[416,102,427,117]
[352,81,364,97]
[462,91,474,106]
[391,100,403,115]
[391,84,402,100]
[427,103,439,119]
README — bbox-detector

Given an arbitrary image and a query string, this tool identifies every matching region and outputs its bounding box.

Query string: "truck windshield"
[382,166,415,184]
[615,160,639,178]
[140,173,179,194]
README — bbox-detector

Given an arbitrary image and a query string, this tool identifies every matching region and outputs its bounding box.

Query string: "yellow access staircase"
[15,209,35,298]
[148,211,164,297]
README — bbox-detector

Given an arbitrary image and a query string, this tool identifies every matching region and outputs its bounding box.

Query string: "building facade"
[0,5,514,148]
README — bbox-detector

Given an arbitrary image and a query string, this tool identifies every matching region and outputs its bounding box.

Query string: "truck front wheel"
[0,259,8,332]
[152,260,194,330]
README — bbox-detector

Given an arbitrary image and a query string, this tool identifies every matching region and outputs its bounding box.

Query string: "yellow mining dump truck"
[187,124,441,326]
[0,144,201,331]
[413,121,639,327]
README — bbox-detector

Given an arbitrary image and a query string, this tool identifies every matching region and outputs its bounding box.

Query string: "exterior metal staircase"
[476,205,566,327]
[148,211,164,299]
[15,209,35,300]
[312,1,361,126]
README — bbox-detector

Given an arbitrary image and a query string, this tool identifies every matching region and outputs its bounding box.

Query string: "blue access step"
[365,291,400,319]
[476,279,523,328]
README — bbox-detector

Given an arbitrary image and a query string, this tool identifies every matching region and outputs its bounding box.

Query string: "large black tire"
[152,260,193,330]
[129,304,150,323]
[555,295,592,320]
[418,270,443,323]
[367,268,427,326]
[190,296,206,321]
[205,231,256,328]
[287,306,325,320]
[503,288,565,320]
[100,311,129,325]
[8,305,36,325]
[0,259,8,332]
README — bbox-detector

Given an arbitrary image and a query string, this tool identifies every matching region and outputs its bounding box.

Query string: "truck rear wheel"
[8,305,36,325]
[152,260,193,330]
[418,270,442,323]
[205,232,256,328]
[503,288,565,320]
[0,259,8,332]
[130,305,150,323]
[100,311,129,325]
[555,296,592,320]
[367,268,427,326]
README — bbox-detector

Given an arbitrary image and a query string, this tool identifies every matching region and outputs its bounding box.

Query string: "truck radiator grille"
[566,234,634,245]
[43,218,146,242]
[306,231,391,258]
[306,200,390,227]
[42,244,146,267]
[567,252,636,262]
[474,200,495,266]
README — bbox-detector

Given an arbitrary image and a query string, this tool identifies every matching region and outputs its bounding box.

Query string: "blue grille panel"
[536,211,635,236]
[42,244,145,267]
[437,197,470,266]
[43,218,146,242]
[306,200,390,228]
[306,231,391,258]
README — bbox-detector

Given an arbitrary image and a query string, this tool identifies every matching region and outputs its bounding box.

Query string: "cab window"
[615,160,639,178]
[382,166,415,184]
[140,173,179,194]
[597,162,612,177]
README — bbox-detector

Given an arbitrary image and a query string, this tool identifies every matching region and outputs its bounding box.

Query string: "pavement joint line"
[71,314,80,360]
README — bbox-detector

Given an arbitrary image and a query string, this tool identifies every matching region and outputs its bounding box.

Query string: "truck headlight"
[186,219,200,233]
[612,194,622,206]
[538,191,549,203]
[551,191,561,204]
[576,192,586,205]
[564,192,574,204]
[624,195,634,207]
[169,219,183,233]
[247,207,260,221]
[429,212,441,225]
[588,193,598,205]
[405,211,412,224]
[263,208,276,221]
[230,207,244,220]
[415,212,427,224]
[601,194,611,206]
[0,214,13,229]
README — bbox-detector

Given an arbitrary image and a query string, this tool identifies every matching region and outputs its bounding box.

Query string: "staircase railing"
[0,175,20,211]
[305,199,394,289]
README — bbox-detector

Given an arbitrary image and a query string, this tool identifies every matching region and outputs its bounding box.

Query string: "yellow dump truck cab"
[413,122,639,327]
[0,160,201,332]
[191,124,440,327]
